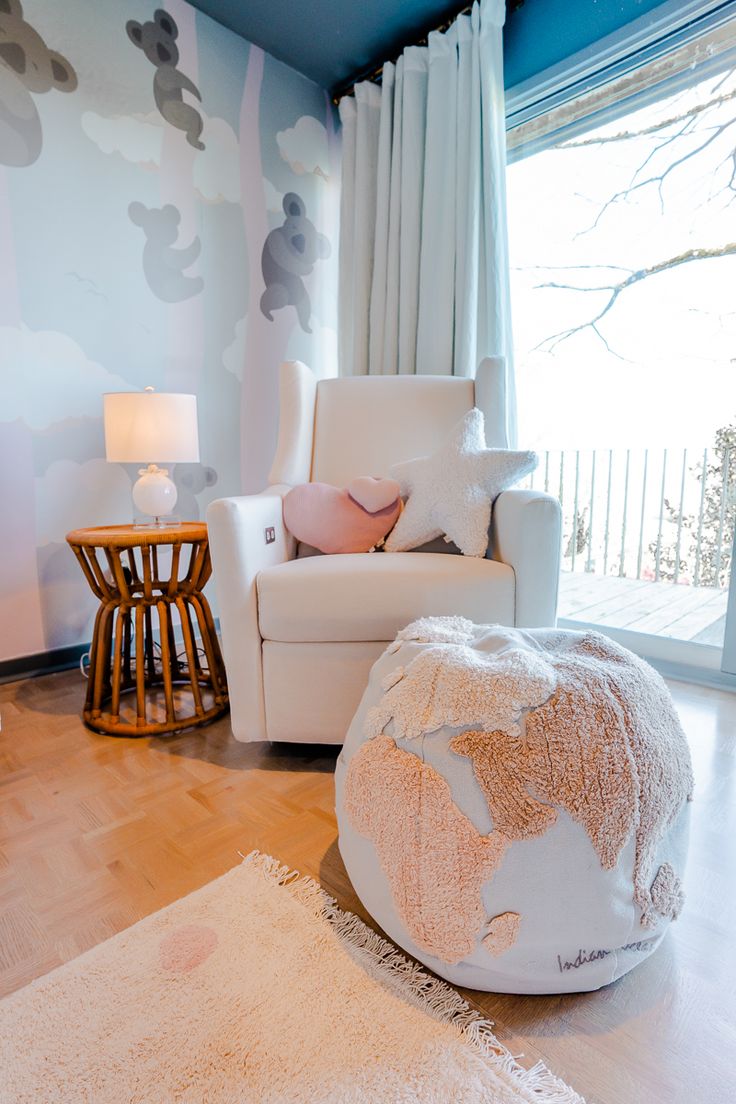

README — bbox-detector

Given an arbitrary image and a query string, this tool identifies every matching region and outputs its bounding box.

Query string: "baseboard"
[0,619,222,685]
[647,657,736,693]
[0,644,91,683]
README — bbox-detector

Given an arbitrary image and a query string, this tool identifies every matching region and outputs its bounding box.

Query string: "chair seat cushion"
[257,552,515,643]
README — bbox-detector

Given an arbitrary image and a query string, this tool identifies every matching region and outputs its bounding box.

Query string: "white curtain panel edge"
[337,0,516,443]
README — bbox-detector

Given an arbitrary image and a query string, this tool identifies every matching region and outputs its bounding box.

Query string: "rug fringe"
[241,850,585,1104]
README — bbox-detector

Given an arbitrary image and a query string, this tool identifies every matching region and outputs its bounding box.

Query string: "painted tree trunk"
[239,47,294,494]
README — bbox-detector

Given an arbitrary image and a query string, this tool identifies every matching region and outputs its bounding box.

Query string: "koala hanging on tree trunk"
[0,0,77,167]
[125,8,204,151]
[260,193,331,334]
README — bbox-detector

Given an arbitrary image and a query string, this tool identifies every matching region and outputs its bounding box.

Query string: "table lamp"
[104,388,200,527]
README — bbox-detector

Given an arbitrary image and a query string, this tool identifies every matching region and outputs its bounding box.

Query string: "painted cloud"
[0,326,132,431]
[81,111,162,169]
[263,177,284,214]
[286,322,337,379]
[277,115,329,179]
[82,109,240,203]
[35,458,132,546]
[223,315,247,381]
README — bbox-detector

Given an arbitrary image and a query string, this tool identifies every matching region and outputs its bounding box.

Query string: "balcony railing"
[525,446,733,588]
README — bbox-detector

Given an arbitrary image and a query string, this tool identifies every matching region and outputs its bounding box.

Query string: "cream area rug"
[0,853,584,1103]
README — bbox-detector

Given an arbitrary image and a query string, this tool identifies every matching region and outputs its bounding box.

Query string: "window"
[505,5,736,670]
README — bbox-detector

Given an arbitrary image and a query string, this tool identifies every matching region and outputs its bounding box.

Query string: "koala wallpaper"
[0,0,339,664]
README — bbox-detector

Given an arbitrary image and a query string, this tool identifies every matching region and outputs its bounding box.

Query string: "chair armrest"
[488,488,562,628]
[206,485,295,742]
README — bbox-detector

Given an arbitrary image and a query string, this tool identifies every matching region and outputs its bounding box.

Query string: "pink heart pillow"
[283,479,401,554]
[348,475,401,514]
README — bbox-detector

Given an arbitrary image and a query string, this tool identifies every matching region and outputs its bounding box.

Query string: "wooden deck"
[559,571,728,645]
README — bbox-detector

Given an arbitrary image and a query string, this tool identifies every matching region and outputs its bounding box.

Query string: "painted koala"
[0,0,77,167]
[128,201,204,303]
[126,8,204,151]
[173,463,217,520]
[260,193,331,334]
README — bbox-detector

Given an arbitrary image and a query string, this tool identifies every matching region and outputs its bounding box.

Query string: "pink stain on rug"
[159,924,218,973]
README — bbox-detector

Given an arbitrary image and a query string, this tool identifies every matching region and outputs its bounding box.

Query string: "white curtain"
[338,0,515,439]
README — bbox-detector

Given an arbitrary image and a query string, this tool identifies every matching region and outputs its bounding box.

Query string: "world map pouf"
[335,618,693,994]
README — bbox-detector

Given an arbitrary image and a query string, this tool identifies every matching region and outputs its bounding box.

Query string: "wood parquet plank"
[0,667,734,1103]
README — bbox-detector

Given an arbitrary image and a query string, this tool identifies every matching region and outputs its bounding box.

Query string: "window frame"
[505,0,736,161]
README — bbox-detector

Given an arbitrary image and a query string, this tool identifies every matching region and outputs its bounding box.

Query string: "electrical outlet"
[264,527,276,544]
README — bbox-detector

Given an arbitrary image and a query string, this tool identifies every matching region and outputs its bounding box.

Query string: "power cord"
[78,640,207,680]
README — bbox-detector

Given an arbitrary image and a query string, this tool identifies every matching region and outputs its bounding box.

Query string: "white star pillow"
[384,409,537,557]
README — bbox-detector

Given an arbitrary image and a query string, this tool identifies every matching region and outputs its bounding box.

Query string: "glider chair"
[207,358,561,745]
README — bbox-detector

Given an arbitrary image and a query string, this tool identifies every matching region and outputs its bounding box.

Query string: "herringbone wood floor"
[1,669,734,1103]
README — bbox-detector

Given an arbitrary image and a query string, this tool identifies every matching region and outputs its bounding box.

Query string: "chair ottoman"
[335,617,693,994]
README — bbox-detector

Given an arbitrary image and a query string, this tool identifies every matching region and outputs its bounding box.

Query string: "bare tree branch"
[513,262,632,274]
[583,120,736,231]
[534,244,736,353]
[560,88,736,149]
[557,81,736,232]
[521,68,736,360]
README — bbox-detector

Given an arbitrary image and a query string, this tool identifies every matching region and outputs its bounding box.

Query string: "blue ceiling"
[186,0,472,91]
[186,0,670,93]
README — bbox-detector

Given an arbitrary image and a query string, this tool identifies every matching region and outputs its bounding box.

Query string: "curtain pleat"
[338,83,381,377]
[338,0,514,435]
[382,56,403,377]
[369,62,395,376]
[337,96,356,380]
[397,47,428,375]
[479,0,516,437]
[453,7,481,382]
[416,26,458,377]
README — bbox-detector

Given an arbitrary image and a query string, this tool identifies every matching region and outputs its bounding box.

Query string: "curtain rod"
[332,0,525,104]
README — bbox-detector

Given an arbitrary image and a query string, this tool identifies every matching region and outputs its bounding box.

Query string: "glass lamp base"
[132,514,182,530]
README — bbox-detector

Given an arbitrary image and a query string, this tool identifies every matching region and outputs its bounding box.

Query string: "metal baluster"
[571,450,580,573]
[559,452,565,563]
[655,448,668,582]
[586,451,596,573]
[714,447,731,587]
[694,448,708,587]
[636,448,649,580]
[673,449,688,586]
[619,449,631,577]
[603,449,613,576]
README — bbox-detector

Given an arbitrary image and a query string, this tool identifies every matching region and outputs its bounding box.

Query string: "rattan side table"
[66,523,228,736]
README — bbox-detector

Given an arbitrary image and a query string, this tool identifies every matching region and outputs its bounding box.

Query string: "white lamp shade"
[104,391,200,464]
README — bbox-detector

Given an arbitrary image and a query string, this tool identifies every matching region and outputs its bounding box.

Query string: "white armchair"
[207,358,561,744]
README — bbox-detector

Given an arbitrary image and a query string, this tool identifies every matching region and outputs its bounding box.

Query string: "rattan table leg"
[84,603,105,716]
[176,595,204,719]
[190,593,227,706]
[110,607,126,722]
[134,604,146,727]
[90,603,115,720]
[157,599,176,724]
[144,606,156,680]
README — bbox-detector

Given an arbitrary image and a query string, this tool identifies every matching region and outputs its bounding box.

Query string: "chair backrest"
[268,357,508,489]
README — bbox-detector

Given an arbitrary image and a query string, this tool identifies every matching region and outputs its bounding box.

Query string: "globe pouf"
[335,618,693,995]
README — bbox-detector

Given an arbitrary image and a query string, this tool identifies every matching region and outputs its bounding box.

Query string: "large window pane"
[507,57,736,653]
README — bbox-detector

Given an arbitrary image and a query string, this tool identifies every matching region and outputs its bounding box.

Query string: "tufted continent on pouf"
[335,618,693,994]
